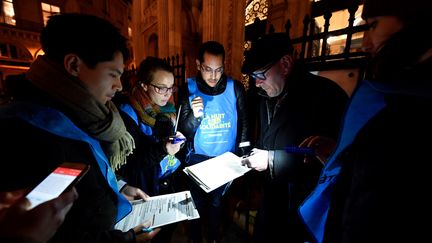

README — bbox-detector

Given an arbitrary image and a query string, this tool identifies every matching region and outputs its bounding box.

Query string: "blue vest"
[298,81,387,243]
[119,103,181,179]
[0,102,132,222]
[187,77,237,157]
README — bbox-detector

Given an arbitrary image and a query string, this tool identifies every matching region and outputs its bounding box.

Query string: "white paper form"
[183,152,251,193]
[114,190,199,231]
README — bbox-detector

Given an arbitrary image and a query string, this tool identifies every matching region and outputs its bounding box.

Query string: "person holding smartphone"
[0,188,77,243]
[115,56,186,243]
[0,14,159,242]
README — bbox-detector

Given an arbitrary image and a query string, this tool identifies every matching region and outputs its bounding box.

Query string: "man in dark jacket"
[0,13,159,242]
[241,33,348,243]
[299,0,432,242]
[177,41,250,243]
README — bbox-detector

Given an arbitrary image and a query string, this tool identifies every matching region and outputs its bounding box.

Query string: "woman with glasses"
[115,56,186,243]
[177,41,250,243]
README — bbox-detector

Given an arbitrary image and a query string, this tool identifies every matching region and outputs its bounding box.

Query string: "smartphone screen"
[26,162,89,209]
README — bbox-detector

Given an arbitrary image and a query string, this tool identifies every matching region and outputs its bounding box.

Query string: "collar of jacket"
[196,74,228,95]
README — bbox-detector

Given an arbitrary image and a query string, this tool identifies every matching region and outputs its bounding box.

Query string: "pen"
[284,146,315,156]
[170,105,185,144]
[169,137,186,144]
[173,105,181,135]
[242,149,254,159]
[141,227,153,233]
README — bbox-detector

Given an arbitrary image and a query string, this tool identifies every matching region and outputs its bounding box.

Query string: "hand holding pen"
[165,105,186,155]
[134,220,161,240]
[168,105,187,145]
[241,148,269,171]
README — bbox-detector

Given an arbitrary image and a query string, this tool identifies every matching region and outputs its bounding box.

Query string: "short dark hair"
[136,56,174,85]
[197,41,225,63]
[40,13,129,69]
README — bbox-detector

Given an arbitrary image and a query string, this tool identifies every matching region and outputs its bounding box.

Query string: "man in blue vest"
[0,13,159,242]
[298,0,432,242]
[177,41,250,243]
[241,33,348,243]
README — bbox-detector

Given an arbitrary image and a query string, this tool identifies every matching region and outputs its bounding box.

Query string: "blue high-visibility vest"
[298,81,387,243]
[1,102,132,222]
[187,77,237,156]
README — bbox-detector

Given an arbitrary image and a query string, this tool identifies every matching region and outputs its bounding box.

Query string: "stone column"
[201,0,219,41]
[157,0,169,57]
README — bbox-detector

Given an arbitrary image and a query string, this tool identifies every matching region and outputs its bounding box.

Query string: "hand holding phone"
[169,137,186,144]
[26,162,89,209]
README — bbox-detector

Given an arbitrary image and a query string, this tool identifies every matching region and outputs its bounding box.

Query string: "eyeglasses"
[250,61,276,80]
[200,64,224,75]
[149,83,178,94]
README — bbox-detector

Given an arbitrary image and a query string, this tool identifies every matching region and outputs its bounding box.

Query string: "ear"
[195,59,201,71]
[64,54,82,76]
[141,83,148,92]
[280,54,294,76]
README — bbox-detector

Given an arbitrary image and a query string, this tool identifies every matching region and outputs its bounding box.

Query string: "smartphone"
[26,162,90,209]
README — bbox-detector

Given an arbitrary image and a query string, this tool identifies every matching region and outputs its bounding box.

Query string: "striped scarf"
[129,86,176,128]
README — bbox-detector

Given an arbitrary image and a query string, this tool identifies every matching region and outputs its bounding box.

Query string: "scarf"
[26,55,135,171]
[129,86,176,128]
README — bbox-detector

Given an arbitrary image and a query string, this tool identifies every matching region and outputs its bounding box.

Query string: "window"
[1,0,15,25]
[41,2,60,26]
[0,42,32,60]
[314,5,365,56]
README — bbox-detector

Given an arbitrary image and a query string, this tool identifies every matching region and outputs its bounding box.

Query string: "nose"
[114,77,123,92]
[255,78,264,87]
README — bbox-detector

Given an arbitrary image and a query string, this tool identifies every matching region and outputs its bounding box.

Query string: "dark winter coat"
[253,66,348,243]
[323,25,432,243]
[0,76,136,243]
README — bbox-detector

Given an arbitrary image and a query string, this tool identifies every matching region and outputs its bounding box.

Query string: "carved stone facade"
[132,0,311,81]
[1,0,317,91]
[0,0,131,91]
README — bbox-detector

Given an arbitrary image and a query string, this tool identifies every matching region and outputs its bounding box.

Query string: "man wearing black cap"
[241,33,348,243]
[299,0,432,242]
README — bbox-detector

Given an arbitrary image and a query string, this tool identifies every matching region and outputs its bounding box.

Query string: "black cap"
[362,0,431,20]
[241,33,294,74]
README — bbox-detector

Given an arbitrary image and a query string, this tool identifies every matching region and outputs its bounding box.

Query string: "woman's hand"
[121,185,150,201]
[165,131,186,155]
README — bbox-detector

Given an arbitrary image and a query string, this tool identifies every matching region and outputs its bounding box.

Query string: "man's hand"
[241,148,269,171]
[191,96,204,118]
[0,187,78,243]
[133,220,161,243]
